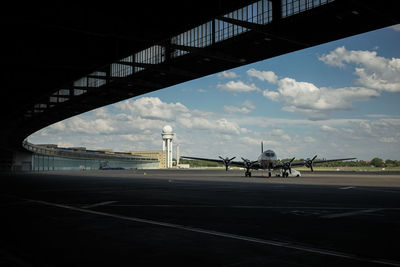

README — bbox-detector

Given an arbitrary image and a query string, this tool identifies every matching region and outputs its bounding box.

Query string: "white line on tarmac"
[322,208,385,219]
[24,197,400,266]
[107,204,381,211]
[339,186,355,190]
[81,201,117,209]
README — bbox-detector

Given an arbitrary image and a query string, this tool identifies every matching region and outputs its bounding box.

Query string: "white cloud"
[391,24,400,32]
[217,80,260,93]
[304,136,316,143]
[178,117,242,135]
[224,100,256,114]
[242,136,279,147]
[93,107,110,119]
[366,114,391,119]
[120,134,155,143]
[115,97,246,136]
[262,77,379,120]
[379,137,397,143]
[49,121,66,131]
[29,96,255,155]
[217,71,238,79]
[224,105,252,114]
[320,125,337,132]
[115,97,189,121]
[242,100,256,110]
[270,129,285,136]
[316,119,400,149]
[251,47,399,121]
[241,136,261,146]
[269,128,291,142]
[247,68,278,84]
[106,97,247,137]
[319,46,400,93]
[65,117,114,134]
[262,90,279,101]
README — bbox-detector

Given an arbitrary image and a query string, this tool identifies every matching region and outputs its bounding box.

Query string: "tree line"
[281,158,400,168]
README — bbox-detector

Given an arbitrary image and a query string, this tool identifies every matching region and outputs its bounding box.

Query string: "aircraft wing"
[180,156,247,168]
[290,157,356,167]
[311,158,356,165]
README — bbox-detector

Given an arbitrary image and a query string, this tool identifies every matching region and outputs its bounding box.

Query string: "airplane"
[181,142,356,177]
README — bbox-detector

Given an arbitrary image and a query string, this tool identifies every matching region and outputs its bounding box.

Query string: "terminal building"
[14,126,176,171]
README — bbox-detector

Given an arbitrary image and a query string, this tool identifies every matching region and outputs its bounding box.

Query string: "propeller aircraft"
[182,142,355,177]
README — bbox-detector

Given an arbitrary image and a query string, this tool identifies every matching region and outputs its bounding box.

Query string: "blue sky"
[29,24,400,160]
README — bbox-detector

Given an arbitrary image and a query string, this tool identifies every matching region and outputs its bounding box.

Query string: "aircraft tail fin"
[261,141,263,153]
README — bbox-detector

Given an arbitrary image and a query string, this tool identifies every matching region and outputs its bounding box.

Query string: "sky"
[29,24,400,161]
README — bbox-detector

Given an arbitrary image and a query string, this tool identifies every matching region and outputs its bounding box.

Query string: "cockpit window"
[265,152,275,157]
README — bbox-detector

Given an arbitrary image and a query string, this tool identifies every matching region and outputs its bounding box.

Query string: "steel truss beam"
[117,61,199,78]
[169,43,246,64]
[85,75,162,89]
[216,16,309,47]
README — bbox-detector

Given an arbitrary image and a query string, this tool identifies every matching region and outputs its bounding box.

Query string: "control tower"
[162,125,174,168]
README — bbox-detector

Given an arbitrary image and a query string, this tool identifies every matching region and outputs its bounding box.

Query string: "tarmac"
[1,169,400,266]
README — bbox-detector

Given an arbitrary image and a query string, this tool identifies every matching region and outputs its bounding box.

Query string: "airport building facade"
[17,141,162,171]
[13,126,176,171]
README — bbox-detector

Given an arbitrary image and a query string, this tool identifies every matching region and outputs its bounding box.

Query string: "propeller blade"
[229,157,236,161]
[309,155,317,171]
[290,157,295,163]
[219,156,230,171]
[289,167,292,174]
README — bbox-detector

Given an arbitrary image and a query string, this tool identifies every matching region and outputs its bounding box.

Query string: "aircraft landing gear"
[268,171,271,178]
[282,171,289,178]
[245,171,252,177]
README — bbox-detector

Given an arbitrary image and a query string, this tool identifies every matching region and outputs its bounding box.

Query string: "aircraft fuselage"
[257,149,278,170]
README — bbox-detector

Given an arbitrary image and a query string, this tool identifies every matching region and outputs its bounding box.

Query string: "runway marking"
[322,208,385,219]
[339,186,355,190]
[81,201,117,209]
[107,204,382,211]
[24,197,400,266]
